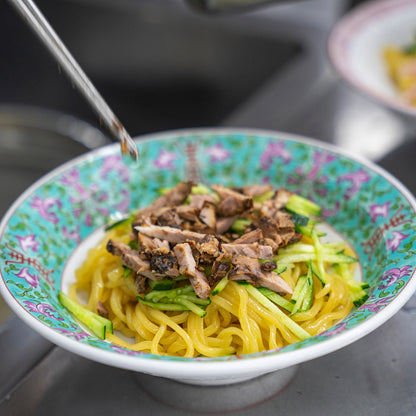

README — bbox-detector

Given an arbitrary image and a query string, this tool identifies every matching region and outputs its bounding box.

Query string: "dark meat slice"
[232,228,263,244]
[259,188,292,217]
[228,255,292,295]
[138,233,156,251]
[275,211,295,230]
[216,215,237,234]
[121,251,151,273]
[261,237,280,252]
[135,273,148,294]
[174,243,197,277]
[278,230,303,247]
[260,261,277,272]
[211,184,253,217]
[173,243,211,299]
[199,201,216,229]
[176,205,200,222]
[190,269,211,300]
[106,239,131,257]
[254,216,280,242]
[155,208,182,228]
[135,225,205,244]
[195,235,221,264]
[238,184,273,197]
[97,301,109,319]
[139,181,195,216]
[208,257,231,287]
[149,248,179,278]
[188,193,217,210]
[222,242,273,259]
[107,239,151,273]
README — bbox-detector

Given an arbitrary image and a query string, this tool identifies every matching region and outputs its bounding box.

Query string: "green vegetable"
[231,218,252,234]
[311,227,326,284]
[257,287,294,313]
[333,263,369,307]
[148,279,174,290]
[291,263,314,315]
[252,190,275,203]
[144,285,195,302]
[142,284,210,317]
[237,281,311,341]
[273,251,357,266]
[59,291,113,340]
[104,214,135,231]
[123,265,132,279]
[285,194,321,218]
[211,275,229,296]
[137,297,190,312]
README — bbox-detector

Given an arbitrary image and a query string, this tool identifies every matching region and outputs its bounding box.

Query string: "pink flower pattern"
[386,231,408,251]
[154,150,178,170]
[16,235,39,253]
[369,202,390,222]
[15,267,39,288]
[205,144,231,163]
[30,196,62,224]
[24,301,64,320]
[260,142,291,169]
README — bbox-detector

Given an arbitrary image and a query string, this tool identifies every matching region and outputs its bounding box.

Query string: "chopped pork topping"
[228,255,292,295]
[135,225,206,244]
[107,182,302,299]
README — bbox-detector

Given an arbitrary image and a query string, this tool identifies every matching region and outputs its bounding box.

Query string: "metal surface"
[1,0,416,414]
[8,0,138,159]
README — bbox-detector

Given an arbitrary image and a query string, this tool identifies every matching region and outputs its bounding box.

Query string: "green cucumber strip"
[175,294,211,306]
[274,265,287,274]
[291,275,307,304]
[291,264,314,315]
[104,214,134,231]
[257,287,294,313]
[231,218,252,234]
[173,275,190,281]
[175,296,207,317]
[274,252,357,266]
[295,223,326,238]
[211,275,229,296]
[333,263,369,307]
[310,261,326,285]
[289,211,309,227]
[242,284,311,341]
[278,242,348,256]
[144,285,194,302]
[148,279,174,290]
[252,190,275,203]
[59,291,113,340]
[123,265,132,279]
[311,228,326,283]
[137,297,189,311]
[128,240,139,250]
[286,194,321,217]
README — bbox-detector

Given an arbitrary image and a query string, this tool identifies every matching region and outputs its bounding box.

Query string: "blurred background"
[1,0,415,415]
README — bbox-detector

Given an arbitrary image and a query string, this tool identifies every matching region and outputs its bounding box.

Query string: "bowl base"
[135,365,298,413]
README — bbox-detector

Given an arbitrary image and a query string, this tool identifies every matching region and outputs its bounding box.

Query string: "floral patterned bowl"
[1,128,416,386]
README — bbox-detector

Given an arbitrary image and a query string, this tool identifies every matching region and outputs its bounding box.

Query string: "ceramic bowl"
[328,0,416,123]
[1,128,416,386]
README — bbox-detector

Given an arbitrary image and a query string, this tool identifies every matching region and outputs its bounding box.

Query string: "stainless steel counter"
[1,0,415,414]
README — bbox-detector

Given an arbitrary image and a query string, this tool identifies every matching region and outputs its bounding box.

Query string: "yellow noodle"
[72,228,358,358]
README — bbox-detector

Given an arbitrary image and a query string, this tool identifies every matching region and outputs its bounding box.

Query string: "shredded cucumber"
[59,291,113,340]
[211,275,229,296]
[238,282,311,341]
